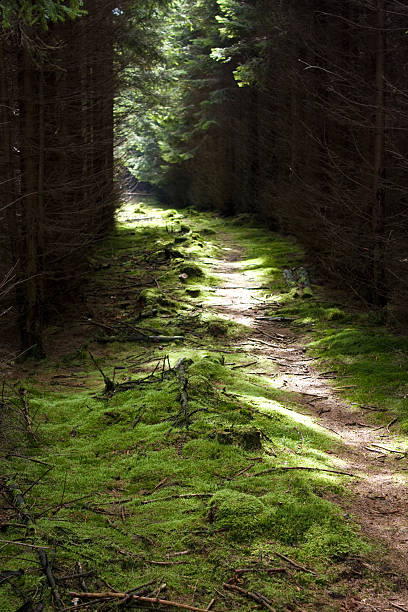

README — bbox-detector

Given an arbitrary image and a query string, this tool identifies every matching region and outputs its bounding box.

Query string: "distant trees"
[126,0,408,322]
[0,0,167,356]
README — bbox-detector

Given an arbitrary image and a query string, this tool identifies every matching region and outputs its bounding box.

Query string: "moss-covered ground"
[1,199,408,610]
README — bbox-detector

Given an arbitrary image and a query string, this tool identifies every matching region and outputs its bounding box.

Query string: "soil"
[211,235,408,612]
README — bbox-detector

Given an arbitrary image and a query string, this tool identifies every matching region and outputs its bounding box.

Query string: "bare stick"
[390,604,408,612]
[234,567,286,575]
[88,352,115,393]
[253,466,356,477]
[69,592,210,611]
[5,453,53,467]
[147,477,168,495]
[275,552,316,575]
[248,338,281,349]
[38,549,64,609]
[0,539,49,549]
[223,583,276,612]
[371,443,405,454]
[148,560,186,566]
[231,361,258,370]
[21,465,54,497]
[226,464,255,481]
[141,493,213,505]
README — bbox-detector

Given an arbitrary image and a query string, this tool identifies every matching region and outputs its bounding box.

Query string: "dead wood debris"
[275,552,317,576]
[171,357,192,426]
[390,604,408,612]
[68,591,210,611]
[233,567,287,576]
[0,384,40,444]
[370,443,405,456]
[231,361,258,370]
[223,583,277,611]
[140,493,213,505]
[253,466,357,478]
[97,333,184,345]
[88,351,167,396]
[3,481,64,608]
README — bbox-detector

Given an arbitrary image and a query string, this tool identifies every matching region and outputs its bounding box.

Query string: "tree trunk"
[18,45,45,357]
[372,0,387,306]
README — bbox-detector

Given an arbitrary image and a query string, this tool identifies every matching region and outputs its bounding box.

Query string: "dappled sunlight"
[239,392,316,429]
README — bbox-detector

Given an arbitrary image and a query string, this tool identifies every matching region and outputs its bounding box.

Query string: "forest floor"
[2,198,408,611]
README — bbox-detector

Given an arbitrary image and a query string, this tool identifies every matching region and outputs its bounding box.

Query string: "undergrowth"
[2,198,405,610]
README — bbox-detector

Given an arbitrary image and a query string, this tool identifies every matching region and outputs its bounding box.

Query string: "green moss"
[2,199,393,611]
[303,523,369,561]
[325,307,349,322]
[177,262,205,278]
[210,489,267,541]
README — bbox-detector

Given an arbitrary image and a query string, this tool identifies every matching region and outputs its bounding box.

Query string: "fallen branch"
[57,570,95,583]
[255,316,294,322]
[97,334,184,344]
[4,479,69,608]
[148,560,186,566]
[315,422,342,436]
[390,604,408,612]
[88,352,115,394]
[373,417,398,431]
[364,447,387,456]
[231,361,258,370]
[5,453,53,467]
[165,550,189,558]
[0,539,50,549]
[275,552,316,576]
[69,591,210,611]
[253,466,356,477]
[217,286,265,290]
[248,337,281,349]
[22,465,54,497]
[226,464,255,481]
[234,567,286,575]
[359,404,387,412]
[223,583,276,612]
[371,443,405,455]
[140,493,213,505]
[38,549,64,609]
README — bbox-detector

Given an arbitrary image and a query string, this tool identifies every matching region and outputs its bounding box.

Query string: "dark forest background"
[1,0,408,357]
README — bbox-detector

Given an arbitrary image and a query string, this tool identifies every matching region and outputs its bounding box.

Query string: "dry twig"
[69,591,210,611]
[223,583,276,611]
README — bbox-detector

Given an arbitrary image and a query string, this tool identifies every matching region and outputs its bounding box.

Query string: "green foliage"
[117,0,237,187]
[0,0,85,28]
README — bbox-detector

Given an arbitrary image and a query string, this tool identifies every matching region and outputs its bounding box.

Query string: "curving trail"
[210,234,408,611]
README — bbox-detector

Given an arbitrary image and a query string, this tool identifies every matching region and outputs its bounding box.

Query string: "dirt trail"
[211,237,408,611]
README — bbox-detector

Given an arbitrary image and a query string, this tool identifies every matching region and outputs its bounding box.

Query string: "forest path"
[5,203,408,611]
[210,233,408,609]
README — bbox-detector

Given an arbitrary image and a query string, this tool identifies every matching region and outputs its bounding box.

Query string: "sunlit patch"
[239,392,341,441]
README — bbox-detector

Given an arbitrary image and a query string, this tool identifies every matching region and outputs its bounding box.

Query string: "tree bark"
[372,0,387,306]
[18,44,45,357]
